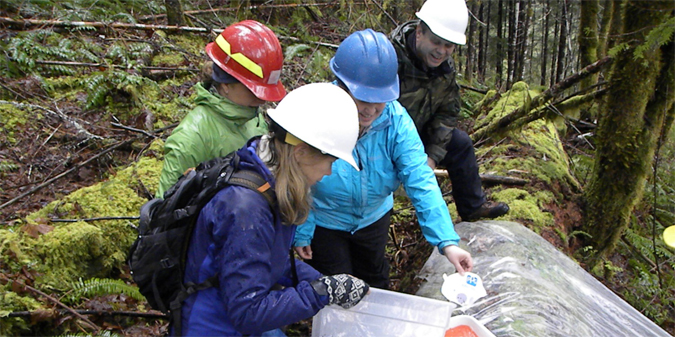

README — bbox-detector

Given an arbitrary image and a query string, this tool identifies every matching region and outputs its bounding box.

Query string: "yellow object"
[215,35,264,79]
[664,225,675,248]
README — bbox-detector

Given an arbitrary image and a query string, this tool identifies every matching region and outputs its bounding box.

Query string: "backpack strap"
[170,276,219,337]
[229,169,277,208]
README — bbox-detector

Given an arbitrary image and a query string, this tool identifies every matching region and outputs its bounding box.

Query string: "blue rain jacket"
[177,138,328,336]
[294,100,460,252]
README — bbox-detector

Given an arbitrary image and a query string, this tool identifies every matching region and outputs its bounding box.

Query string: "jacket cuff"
[426,144,447,165]
[294,239,311,247]
[437,240,459,254]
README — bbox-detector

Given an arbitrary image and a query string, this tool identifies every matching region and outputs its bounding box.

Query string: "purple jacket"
[177,138,328,336]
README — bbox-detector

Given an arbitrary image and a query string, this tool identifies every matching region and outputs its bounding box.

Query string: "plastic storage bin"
[312,288,456,337]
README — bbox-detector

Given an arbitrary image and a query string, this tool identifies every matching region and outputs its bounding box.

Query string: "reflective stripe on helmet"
[215,34,264,79]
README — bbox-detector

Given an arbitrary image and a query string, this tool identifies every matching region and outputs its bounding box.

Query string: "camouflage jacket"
[390,20,462,164]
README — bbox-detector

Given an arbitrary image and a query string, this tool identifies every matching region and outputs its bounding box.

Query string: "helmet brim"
[416,14,467,45]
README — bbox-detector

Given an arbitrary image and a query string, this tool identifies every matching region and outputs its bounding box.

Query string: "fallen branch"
[112,122,155,138]
[50,216,140,223]
[33,59,198,72]
[471,56,613,142]
[510,87,609,133]
[0,274,100,333]
[460,84,489,95]
[139,3,350,21]
[434,170,529,186]
[0,16,210,32]
[368,0,398,27]
[0,100,101,141]
[0,17,340,49]
[0,140,133,210]
[7,309,167,320]
[278,35,339,49]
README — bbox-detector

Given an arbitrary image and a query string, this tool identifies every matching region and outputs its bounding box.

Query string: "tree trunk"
[554,0,568,85]
[164,0,185,26]
[550,3,560,88]
[598,0,614,59]
[506,0,517,88]
[579,0,600,89]
[478,1,487,82]
[514,0,530,82]
[606,0,624,54]
[540,1,550,86]
[465,1,477,82]
[582,0,675,270]
[496,0,504,89]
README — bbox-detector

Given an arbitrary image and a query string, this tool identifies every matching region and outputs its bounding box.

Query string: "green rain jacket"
[156,82,268,197]
[390,20,463,165]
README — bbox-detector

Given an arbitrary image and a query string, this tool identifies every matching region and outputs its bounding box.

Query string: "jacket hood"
[236,136,276,187]
[391,20,418,52]
[193,82,260,123]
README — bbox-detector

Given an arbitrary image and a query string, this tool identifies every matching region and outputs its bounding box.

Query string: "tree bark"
[540,1,550,86]
[582,1,675,270]
[506,0,517,88]
[496,0,504,89]
[579,0,600,89]
[598,0,614,59]
[555,0,569,85]
[477,1,486,83]
[465,1,477,82]
[164,0,185,26]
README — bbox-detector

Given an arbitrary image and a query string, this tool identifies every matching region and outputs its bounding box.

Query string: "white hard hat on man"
[415,0,469,45]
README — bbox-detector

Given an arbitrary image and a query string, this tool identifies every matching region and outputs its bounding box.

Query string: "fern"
[0,160,20,173]
[67,277,145,303]
[634,16,675,60]
[79,69,157,109]
[284,44,312,62]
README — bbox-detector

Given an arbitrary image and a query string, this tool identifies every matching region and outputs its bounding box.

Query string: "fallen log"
[433,169,528,186]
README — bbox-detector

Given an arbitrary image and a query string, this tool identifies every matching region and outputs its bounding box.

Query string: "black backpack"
[128,151,277,335]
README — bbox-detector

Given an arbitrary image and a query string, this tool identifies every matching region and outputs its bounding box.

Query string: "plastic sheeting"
[416,220,672,337]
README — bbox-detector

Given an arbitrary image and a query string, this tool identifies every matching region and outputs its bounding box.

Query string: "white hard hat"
[267,83,360,170]
[415,0,469,45]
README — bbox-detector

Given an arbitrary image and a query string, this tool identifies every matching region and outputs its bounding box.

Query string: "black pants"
[440,129,486,219]
[307,210,392,289]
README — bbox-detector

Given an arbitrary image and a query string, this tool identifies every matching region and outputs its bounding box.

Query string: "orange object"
[445,324,479,337]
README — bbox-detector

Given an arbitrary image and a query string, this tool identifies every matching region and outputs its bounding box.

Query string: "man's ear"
[415,24,423,39]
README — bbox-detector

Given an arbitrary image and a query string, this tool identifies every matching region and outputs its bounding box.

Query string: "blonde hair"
[268,137,322,225]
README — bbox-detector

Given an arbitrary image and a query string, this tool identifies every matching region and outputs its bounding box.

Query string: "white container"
[311,288,456,337]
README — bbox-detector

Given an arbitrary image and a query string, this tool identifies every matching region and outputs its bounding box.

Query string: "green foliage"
[0,160,19,175]
[0,101,41,144]
[78,69,157,110]
[634,16,675,61]
[11,0,163,22]
[66,277,144,304]
[5,29,107,77]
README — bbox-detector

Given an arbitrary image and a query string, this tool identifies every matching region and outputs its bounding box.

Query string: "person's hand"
[427,157,437,170]
[294,246,312,259]
[442,245,473,275]
[311,274,370,309]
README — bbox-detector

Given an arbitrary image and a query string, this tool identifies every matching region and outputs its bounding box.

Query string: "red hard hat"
[205,20,286,102]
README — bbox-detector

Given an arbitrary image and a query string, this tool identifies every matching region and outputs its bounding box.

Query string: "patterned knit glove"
[311,274,369,309]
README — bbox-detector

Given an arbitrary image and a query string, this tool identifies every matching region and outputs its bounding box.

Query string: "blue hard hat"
[330,29,400,103]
